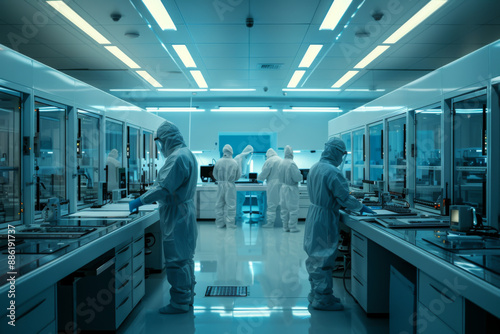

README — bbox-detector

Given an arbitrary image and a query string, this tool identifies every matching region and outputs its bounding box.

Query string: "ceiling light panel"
[282,88,341,92]
[283,107,342,113]
[105,46,141,69]
[298,45,323,68]
[320,0,353,30]
[210,89,256,92]
[332,70,359,88]
[142,0,177,30]
[211,107,277,112]
[354,45,390,69]
[47,1,110,44]
[136,70,162,87]
[146,107,205,112]
[190,70,208,88]
[157,89,207,92]
[287,70,306,88]
[173,45,197,68]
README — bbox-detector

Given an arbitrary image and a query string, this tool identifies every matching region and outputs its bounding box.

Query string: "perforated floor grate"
[205,286,248,297]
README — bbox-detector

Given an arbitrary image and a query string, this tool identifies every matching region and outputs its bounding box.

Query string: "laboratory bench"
[0,205,160,333]
[342,212,500,333]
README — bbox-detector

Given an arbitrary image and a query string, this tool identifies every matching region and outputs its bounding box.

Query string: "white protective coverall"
[303,137,362,311]
[213,144,240,228]
[106,148,120,191]
[234,145,254,218]
[278,146,303,232]
[139,121,198,313]
[257,148,282,227]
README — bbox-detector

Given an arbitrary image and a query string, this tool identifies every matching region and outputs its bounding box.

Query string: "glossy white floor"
[118,219,389,334]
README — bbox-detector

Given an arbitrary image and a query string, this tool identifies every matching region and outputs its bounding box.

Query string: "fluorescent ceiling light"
[354,45,390,69]
[210,88,256,92]
[172,45,196,68]
[47,1,110,44]
[136,70,162,88]
[211,107,277,112]
[142,0,177,30]
[383,0,447,44]
[157,88,207,92]
[110,89,150,92]
[293,150,301,153]
[320,0,353,30]
[190,70,208,88]
[287,70,306,88]
[104,46,140,69]
[108,106,142,111]
[298,45,323,68]
[282,88,341,92]
[192,151,203,154]
[344,88,385,92]
[332,70,359,88]
[356,106,405,111]
[146,107,205,112]
[283,107,342,113]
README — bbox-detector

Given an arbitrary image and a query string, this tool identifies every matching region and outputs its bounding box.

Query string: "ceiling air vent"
[259,63,283,70]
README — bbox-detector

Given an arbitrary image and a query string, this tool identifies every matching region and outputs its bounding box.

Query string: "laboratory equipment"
[299,169,309,183]
[200,165,215,182]
[387,117,406,196]
[450,205,476,232]
[248,172,258,182]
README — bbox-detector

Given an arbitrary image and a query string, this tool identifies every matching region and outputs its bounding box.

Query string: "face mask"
[336,148,348,172]
[155,139,164,157]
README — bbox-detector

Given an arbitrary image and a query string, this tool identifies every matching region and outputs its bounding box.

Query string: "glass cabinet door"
[105,121,123,193]
[127,126,141,194]
[352,129,365,188]
[387,117,406,195]
[341,132,352,183]
[143,131,153,184]
[0,88,21,224]
[34,100,67,212]
[453,93,487,218]
[415,107,442,205]
[369,123,383,181]
[77,112,100,206]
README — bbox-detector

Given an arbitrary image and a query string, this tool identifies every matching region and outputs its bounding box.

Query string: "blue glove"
[129,198,143,213]
[360,205,376,215]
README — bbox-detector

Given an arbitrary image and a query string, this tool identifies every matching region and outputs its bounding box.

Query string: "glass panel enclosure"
[453,93,487,218]
[0,88,21,224]
[352,129,365,188]
[369,123,383,181]
[387,117,407,195]
[105,121,123,194]
[415,107,442,204]
[143,131,153,185]
[341,132,352,183]
[77,112,100,206]
[34,100,66,211]
[127,126,140,194]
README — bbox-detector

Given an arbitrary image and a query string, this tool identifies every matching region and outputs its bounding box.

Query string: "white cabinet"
[298,186,310,219]
[196,187,217,219]
[132,234,145,308]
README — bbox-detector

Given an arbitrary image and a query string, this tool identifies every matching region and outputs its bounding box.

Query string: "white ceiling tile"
[197,44,249,58]
[189,25,248,44]
[250,25,309,44]
[251,43,300,58]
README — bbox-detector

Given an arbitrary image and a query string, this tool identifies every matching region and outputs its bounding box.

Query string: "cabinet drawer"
[133,235,144,255]
[351,271,367,312]
[351,230,367,254]
[133,262,145,284]
[133,278,146,307]
[39,320,57,334]
[115,294,133,327]
[351,246,367,282]
[418,271,463,333]
[115,243,132,270]
[417,302,457,334]
[133,249,145,270]
[116,278,132,309]
[116,260,132,289]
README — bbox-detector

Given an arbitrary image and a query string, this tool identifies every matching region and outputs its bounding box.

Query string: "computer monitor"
[249,172,258,182]
[200,165,215,182]
[300,169,309,182]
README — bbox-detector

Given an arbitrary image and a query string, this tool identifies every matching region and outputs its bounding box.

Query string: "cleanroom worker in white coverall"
[304,137,375,311]
[213,144,240,228]
[258,148,282,227]
[278,145,303,232]
[129,121,198,314]
[234,145,254,219]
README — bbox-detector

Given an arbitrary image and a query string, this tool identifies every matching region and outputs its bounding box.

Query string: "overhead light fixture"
[332,70,359,88]
[142,0,177,30]
[283,107,343,113]
[108,106,142,111]
[287,70,306,88]
[282,88,341,92]
[172,45,197,68]
[354,45,390,69]
[383,0,447,44]
[190,70,208,88]
[110,89,151,92]
[320,0,353,30]
[293,150,301,153]
[344,88,385,92]
[104,46,140,69]
[157,88,207,92]
[146,107,205,112]
[192,151,203,154]
[136,70,162,88]
[298,45,323,68]
[47,1,110,44]
[356,106,405,111]
[211,107,277,112]
[210,88,256,92]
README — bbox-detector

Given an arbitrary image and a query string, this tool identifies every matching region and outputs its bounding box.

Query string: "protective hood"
[240,145,254,157]
[266,148,278,159]
[321,137,346,167]
[108,148,118,159]
[223,144,233,158]
[284,145,293,159]
[156,121,186,157]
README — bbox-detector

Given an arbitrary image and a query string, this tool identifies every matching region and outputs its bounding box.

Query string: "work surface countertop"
[197,183,308,192]
[0,205,159,300]
[342,212,500,318]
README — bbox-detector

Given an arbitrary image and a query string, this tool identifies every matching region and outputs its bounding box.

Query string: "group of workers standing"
[129,120,375,314]
[213,144,303,233]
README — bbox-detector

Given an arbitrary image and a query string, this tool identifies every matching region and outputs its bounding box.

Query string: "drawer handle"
[429,283,455,303]
[117,296,130,308]
[353,249,364,258]
[353,233,365,242]
[17,298,46,322]
[135,280,144,289]
[118,262,130,272]
[118,279,130,290]
[353,275,364,287]
[134,265,143,274]
[117,246,130,255]
[135,236,144,243]
[134,250,144,258]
